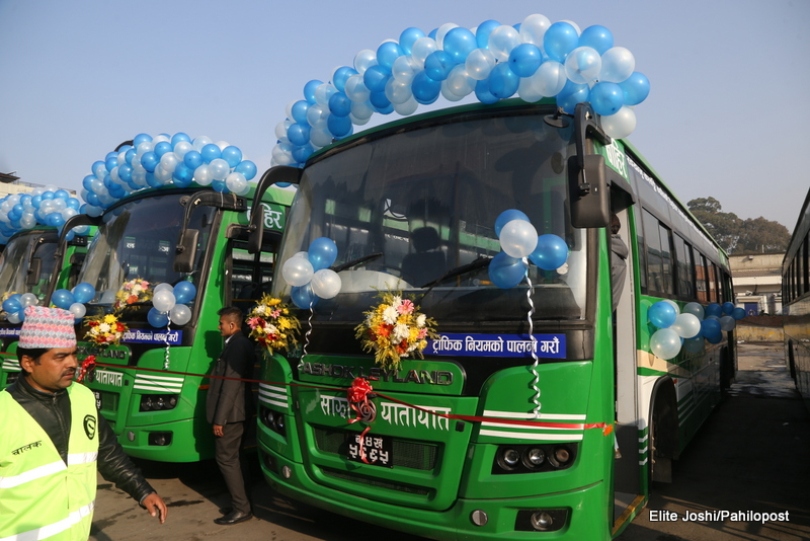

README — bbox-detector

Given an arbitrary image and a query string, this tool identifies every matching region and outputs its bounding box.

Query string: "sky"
[1,0,808,229]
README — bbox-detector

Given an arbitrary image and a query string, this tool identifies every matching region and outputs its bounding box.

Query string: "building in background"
[0,171,77,198]
[730,253,783,315]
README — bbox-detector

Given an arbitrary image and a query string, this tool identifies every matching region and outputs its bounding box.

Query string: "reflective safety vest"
[0,383,99,541]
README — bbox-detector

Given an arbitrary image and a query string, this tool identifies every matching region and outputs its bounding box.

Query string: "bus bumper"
[115,416,214,463]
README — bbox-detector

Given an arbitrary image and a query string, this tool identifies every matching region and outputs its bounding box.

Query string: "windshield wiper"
[418,255,492,296]
[332,252,383,272]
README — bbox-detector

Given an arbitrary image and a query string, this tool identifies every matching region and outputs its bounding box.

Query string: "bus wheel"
[649,401,673,485]
[788,341,797,382]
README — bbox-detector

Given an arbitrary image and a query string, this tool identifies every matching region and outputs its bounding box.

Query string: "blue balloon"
[287,123,311,146]
[200,144,222,163]
[488,63,519,99]
[308,237,338,271]
[52,289,75,310]
[544,22,579,62]
[722,302,735,315]
[291,100,309,124]
[91,161,106,178]
[424,51,455,82]
[369,90,393,110]
[173,162,194,185]
[173,281,197,304]
[589,82,624,116]
[221,146,243,168]
[411,71,442,105]
[71,282,96,304]
[556,80,590,114]
[488,251,528,289]
[363,65,390,93]
[145,172,161,188]
[619,72,650,106]
[443,27,476,64]
[648,301,677,328]
[332,66,358,92]
[495,209,530,235]
[31,195,42,208]
[376,41,403,69]
[2,297,21,314]
[54,189,70,200]
[82,175,96,191]
[292,144,314,163]
[327,114,353,138]
[705,303,722,318]
[171,132,191,148]
[474,79,499,105]
[399,27,426,55]
[211,180,226,193]
[304,80,323,105]
[132,133,152,148]
[508,43,542,77]
[328,92,352,117]
[140,151,158,173]
[529,234,569,270]
[235,160,257,180]
[475,19,501,48]
[184,150,203,170]
[700,318,721,339]
[291,284,320,309]
[154,141,172,158]
[125,148,136,165]
[578,25,614,54]
[732,307,746,320]
[148,307,169,328]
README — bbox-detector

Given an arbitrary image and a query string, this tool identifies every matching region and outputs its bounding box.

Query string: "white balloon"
[353,49,377,74]
[445,65,475,96]
[159,151,179,174]
[499,219,539,258]
[173,141,192,159]
[650,328,681,360]
[392,55,417,83]
[601,106,637,139]
[520,14,551,45]
[154,283,174,294]
[411,37,438,68]
[671,313,701,339]
[69,302,86,320]
[393,96,419,115]
[209,158,230,181]
[344,75,371,104]
[225,172,249,195]
[385,78,413,104]
[152,290,176,313]
[599,47,635,83]
[194,164,213,186]
[435,22,458,49]
[170,304,192,326]
[565,47,602,84]
[282,256,314,286]
[20,293,38,308]
[466,48,496,80]
[533,61,567,97]
[7,312,21,324]
[310,269,342,299]
[488,25,521,62]
[719,315,736,332]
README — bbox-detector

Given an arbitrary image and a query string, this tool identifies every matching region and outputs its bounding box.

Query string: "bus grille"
[313,427,439,471]
[320,467,432,496]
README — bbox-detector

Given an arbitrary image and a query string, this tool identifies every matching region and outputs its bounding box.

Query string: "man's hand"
[142,492,168,524]
[213,424,224,437]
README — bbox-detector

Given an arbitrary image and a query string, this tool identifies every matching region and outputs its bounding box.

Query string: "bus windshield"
[276,109,588,323]
[80,192,216,308]
[0,231,58,302]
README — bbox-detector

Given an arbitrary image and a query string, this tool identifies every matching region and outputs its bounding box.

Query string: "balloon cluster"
[281,237,342,308]
[2,293,40,324]
[488,209,569,289]
[51,282,96,321]
[272,14,650,167]
[0,189,90,244]
[147,282,197,328]
[648,300,746,360]
[80,133,259,218]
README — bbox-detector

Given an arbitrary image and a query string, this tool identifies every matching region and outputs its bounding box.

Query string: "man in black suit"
[206,306,256,525]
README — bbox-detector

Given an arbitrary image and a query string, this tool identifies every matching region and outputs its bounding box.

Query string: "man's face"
[218,316,238,338]
[22,347,79,393]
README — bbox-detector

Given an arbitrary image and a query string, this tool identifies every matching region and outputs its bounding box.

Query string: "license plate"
[93,391,102,411]
[346,433,393,467]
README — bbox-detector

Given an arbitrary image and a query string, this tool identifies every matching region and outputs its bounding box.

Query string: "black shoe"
[214,510,253,525]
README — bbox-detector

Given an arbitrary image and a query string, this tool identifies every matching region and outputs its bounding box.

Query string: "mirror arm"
[247,166,301,254]
[573,103,612,196]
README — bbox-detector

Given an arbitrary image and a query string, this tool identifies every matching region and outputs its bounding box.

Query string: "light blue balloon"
[132,133,152,147]
[171,132,191,148]
[376,41,403,69]
[488,63,519,99]
[148,307,169,328]
[173,281,197,304]
[184,150,203,170]
[369,90,393,111]
[292,144,314,163]
[443,27,477,64]
[200,144,222,163]
[287,123,311,146]
[52,289,75,310]
[529,234,569,270]
[412,71,441,104]
[308,237,338,271]
[71,282,96,304]
[221,146,243,168]
[543,22,579,62]
[2,297,21,314]
[474,78,499,105]
[648,301,677,328]
[399,27,426,55]
[618,72,650,105]
[332,66,358,92]
[590,82,624,116]
[140,151,158,173]
[475,20,501,49]
[328,92,352,117]
[578,25,614,54]
[494,209,530,235]
[488,251,527,289]
[304,79,323,104]
[327,114,353,138]
[425,51,455,82]
[235,160,257,180]
[291,284,319,309]
[556,80,590,114]
[363,65,390,93]
[154,141,172,158]
[508,43,542,77]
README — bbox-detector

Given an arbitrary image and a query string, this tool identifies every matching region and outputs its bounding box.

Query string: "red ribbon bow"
[77,355,96,383]
[347,377,376,464]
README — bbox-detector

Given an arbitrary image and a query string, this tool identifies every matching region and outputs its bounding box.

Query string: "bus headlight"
[493,444,577,474]
[260,406,286,436]
[495,447,521,471]
[139,394,179,412]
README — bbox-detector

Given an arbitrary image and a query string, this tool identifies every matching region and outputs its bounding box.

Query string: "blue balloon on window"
[556,80,590,114]
[488,251,528,289]
[722,302,735,315]
[700,318,721,339]
[291,284,320,309]
[211,180,226,193]
[52,289,75,310]
[488,63,519,99]
[705,303,722,318]
[148,307,169,328]
[494,209,530,236]
[648,301,677,329]
[173,281,197,304]
[308,237,338,271]
[529,234,569,271]
[292,144,314,163]
[71,282,96,304]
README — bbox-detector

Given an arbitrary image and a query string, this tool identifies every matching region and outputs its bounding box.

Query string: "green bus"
[68,181,292,462]
[250,99,735,539]
[782,187,810,412]
[0,226,90,388]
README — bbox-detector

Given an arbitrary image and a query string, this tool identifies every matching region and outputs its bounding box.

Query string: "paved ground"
[89,343,810,541]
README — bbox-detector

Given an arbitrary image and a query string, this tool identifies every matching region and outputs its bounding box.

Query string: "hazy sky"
[1,0,808,229]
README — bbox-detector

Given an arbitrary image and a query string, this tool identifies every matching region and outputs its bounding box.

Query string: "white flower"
[391,296,402,308]
[382,306,398,325]
[416,314,426,327]
[255,305,267,315]
[99,323,111,333]
[393,323,410,341]
[266,324,279,335]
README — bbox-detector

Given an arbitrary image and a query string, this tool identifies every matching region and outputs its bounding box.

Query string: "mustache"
[63,369,76,377]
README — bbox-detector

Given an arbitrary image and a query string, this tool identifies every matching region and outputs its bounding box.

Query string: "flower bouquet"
[246,294,300,356]
[85,313,127,347]
[354,291,437,369]
[114,278,152,311]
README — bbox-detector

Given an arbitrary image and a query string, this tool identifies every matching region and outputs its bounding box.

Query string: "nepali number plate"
[346,433,393,467]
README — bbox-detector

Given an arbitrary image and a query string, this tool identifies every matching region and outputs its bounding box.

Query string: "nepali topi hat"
[19,306,77,349]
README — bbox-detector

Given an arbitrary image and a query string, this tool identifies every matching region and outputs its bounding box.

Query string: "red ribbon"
[76,355,96,384]
[347,377,377,464]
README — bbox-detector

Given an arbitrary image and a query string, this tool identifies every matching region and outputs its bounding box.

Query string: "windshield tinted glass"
[276,108,587,323]
[0,232,57,302]
[0,234,33,295]
[80,192,216,308]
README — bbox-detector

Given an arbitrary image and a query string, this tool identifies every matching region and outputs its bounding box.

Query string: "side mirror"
[174,229,199,273]
[27,258,42,286]
[568,154,610,229]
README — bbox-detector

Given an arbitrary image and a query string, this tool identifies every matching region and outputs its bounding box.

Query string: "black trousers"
[214,421,251,513]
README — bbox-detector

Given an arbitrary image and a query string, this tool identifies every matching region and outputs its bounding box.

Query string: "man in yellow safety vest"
[0,306,168,540]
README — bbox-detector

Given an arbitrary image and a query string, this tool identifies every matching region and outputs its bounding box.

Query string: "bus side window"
[673,234,694,300]
[229,245,275,314]
[657,223,674,296]
[708,263,717,303]
[633,205,647,293]
[696,254,708,303]
[642,210,664,294]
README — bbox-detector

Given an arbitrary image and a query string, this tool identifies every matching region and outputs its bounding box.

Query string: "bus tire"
[788,341,797,382]
[648,378,677,486]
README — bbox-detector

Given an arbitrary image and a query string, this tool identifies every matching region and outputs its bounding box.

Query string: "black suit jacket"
[206,331,256,426]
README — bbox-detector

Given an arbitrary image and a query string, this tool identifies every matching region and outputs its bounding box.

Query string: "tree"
[686,197,789,254]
